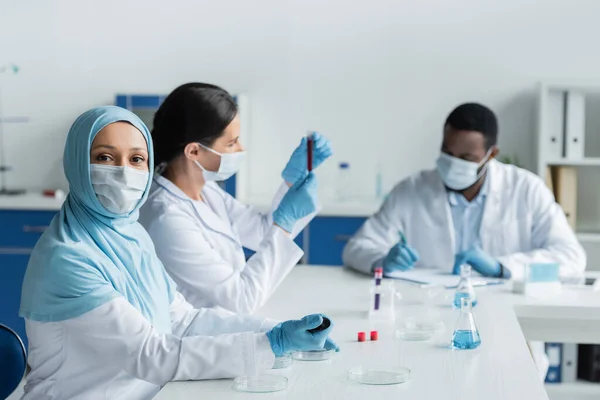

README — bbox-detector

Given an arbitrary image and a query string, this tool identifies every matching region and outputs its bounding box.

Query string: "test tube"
[374,267,383,311]
[306,131,314,172]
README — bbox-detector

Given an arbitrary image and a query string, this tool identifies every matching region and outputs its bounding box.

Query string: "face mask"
[194,143,246,181]
[436,149,492,191]
[90,164,148,214]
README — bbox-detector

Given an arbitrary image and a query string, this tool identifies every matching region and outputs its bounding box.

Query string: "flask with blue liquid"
[454,264,477,308]
[451,297,481,350]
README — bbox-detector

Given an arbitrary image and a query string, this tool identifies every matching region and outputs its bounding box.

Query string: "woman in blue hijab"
[19,106,336,400]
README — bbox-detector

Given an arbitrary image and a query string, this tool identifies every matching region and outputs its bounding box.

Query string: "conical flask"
[453,264,477,308]
[451,297,481,350]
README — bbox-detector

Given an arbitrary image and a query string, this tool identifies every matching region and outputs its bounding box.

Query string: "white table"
[157,266,582,400]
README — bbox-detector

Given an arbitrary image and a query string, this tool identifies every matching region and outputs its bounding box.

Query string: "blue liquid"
[452,330,481,350]
[453,292,477,308]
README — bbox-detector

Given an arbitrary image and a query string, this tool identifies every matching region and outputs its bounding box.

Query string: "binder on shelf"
[565,90,586,160]
[561,343,578,383]
[543,90,566,160]
[545,343,562,383]
[553,166,577,229]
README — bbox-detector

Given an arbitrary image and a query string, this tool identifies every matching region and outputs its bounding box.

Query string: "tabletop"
[156,266,551,400]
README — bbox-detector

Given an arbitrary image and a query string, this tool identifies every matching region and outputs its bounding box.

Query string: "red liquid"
[307,137,313,172]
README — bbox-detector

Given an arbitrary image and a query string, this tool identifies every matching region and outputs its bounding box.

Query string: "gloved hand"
[282,132,333,185]
[453,247,501,277]
[273,173,318,232]
[382,241,419,274]
[266,314,336,357]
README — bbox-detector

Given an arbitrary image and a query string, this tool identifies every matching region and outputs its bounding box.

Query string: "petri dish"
[347,366,411,385]
[292,349,335,361]
[233,375,288,393]
[404,317,445,333]
[272,354,293,369]
[396,328,435,341]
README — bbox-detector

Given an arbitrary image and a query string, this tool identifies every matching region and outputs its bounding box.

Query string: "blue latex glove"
[282,132,333,185]
[266,314,336,357]
[382,237,419,274]
[453,247,501,277]
[273,173,318,232]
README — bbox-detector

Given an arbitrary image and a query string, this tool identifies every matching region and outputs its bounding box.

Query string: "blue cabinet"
[0,254,30,349]
[0,210,57,348]
[307,217,366,266]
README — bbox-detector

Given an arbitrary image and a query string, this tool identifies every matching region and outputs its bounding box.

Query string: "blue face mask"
[436,149,492,191]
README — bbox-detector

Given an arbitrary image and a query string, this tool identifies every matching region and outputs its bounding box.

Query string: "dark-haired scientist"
[139,83,333,316]
[343,103,585,282]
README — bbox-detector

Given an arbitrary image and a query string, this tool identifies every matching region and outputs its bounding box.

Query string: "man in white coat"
[343,103,586,281]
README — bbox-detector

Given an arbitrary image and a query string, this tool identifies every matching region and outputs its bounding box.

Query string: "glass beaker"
[451,297,481,350]
[453,264,477,308]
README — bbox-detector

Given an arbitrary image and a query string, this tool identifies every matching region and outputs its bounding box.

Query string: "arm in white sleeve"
[64,297,275,384]
[496,179,586,281]
[342,187,404,274]
[226,182,316,249]
[170,291,279,338]
[149,211,303,314]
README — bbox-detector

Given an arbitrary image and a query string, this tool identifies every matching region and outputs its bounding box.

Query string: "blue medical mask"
[436,149,492,191]
[194,143,246,181]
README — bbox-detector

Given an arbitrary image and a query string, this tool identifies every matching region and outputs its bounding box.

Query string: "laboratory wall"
[1,0,600,204]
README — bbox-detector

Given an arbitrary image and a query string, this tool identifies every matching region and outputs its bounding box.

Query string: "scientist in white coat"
[139,83,333,314]
[19,106,337,400]
[343,102,586,281]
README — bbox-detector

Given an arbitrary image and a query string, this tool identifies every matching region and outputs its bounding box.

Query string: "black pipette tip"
[307,317,331,333]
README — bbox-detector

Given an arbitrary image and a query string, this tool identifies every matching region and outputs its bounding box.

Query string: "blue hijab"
[20,106,175,333]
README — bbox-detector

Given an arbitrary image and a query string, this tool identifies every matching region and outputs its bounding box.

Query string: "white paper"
[385,269,503,288]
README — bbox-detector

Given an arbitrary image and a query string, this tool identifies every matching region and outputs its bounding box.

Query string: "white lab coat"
[21,292,276,400]
[138,175,310,315]
[343,160,586,281]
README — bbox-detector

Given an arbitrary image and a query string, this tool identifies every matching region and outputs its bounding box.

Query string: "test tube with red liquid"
[307,132,314,172]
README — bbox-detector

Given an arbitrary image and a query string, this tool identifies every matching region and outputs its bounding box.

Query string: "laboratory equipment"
[306,131,313,172]
[347,366,411,385]
[370,330,378,341]
[272,354,293,369]
[369,268,396,322]
[513,263,561,297]
[396,328,434,341]
[307,316,330,333]
[451,297,481,350]
[374,267,382,310]
[266,313,333,357]
[454,264,477,308]
[336,162,351,201]
[232,375,288,393]
[357,332,366,342]
[292,349,335,361]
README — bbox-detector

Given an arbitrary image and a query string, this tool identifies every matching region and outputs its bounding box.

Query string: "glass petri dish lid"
[292,349,335,361]
[232,375,288,393]
[396,328,435,341]
[347,366,411,385]
[272,354,293,369]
